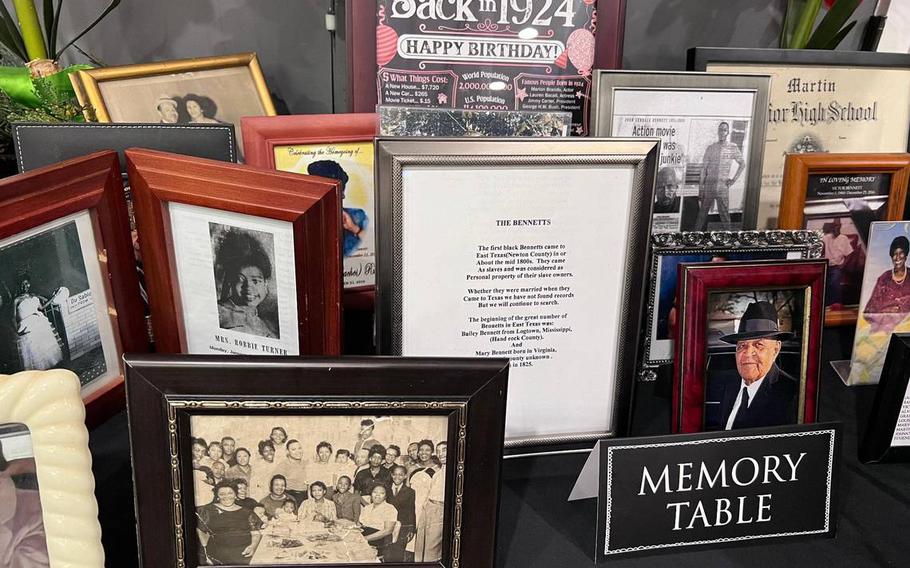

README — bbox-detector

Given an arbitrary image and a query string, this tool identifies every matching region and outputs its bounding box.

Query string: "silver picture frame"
[590,70,771,232]
[375,137,659,453]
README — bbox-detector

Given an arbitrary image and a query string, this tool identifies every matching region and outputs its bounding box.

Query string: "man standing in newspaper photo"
[694,121,745,230]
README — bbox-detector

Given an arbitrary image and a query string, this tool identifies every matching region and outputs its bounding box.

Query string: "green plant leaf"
[54,0,120,60]
[819,19,857,49]
[791,0,823,49]
[781,0,810,48]
[0,3,29,61]
[806,0,861,49]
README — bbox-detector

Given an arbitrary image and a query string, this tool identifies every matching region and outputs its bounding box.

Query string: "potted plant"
[780,0,862,49]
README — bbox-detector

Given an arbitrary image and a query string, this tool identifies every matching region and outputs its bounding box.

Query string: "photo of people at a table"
[190,414,448,565]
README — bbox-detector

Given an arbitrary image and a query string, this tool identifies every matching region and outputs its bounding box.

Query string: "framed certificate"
[590,70,770,232]
[688,48,910,229]
[375,137,659,451]
[127,149,343,356]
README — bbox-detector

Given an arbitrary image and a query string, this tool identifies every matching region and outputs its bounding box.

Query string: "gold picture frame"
[0,369,104,566]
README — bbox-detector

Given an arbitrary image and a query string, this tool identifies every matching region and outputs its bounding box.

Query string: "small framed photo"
[641,230,823,380]
[779,152,910,326]
[590,70,771,232]
[241,113,377,298]
[673,259,827,433]
[860,332,910,463]
[124,354,508,567]
[0,369,105,566]
[127,149,343,356]
[70,53,276,157]
[0,152,146,425]
[843,221,910,385]
[375,137,659,451]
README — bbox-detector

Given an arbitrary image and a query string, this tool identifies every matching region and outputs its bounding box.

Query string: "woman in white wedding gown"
[13,277,63,371]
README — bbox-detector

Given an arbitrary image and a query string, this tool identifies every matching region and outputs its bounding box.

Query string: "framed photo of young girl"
[241,113,377,302]
[126,149,343,357]
[0,151,146,426]
[0,369,104,567]
[124,354,508,567]
[779,152,910,327]
[673,259,827,434]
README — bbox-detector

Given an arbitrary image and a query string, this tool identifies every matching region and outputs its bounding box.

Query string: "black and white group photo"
[0,220,108,386]
[189,414,449,565]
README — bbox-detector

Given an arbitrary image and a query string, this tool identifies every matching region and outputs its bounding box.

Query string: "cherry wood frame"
[779,152,910,327]
[124,354,509,568]
[672,260,827,433]
[0,151,146,428]
[241,113,377,311]
[126,149,343,356]
[346,0,627,112]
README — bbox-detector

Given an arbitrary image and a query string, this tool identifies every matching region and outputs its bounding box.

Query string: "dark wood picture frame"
[0,151,146,427]
[673,259,827,433]
[860,332,910,463]
[124,354,509,568]
[126,148,343,356]
[241,113,377,310]
[346,0,627,113]
[779,152,910,327]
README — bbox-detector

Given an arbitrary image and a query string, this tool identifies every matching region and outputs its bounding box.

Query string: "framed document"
[126,149,343,356]
[641,230,822,381]
[0,370,104,566]
[375,137,659,451]
[125,354,508,567]
[590,70,770,232]
[0,152,146,426]
[241,113,377,299]
[860,332,910,463]
[688,48,910,229]
[673,259,827,433]
[780,152,910,326]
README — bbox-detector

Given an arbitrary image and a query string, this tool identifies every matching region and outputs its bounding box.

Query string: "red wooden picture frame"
[346,0,627,112]
[126,148,343,356]
[0,151,147,428]
[672,260,827,433]
[242,113,377,311]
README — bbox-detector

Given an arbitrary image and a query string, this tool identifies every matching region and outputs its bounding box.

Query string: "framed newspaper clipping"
[375,137,659,452]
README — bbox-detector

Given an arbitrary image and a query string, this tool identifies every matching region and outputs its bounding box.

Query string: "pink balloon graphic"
[566,28,595,75]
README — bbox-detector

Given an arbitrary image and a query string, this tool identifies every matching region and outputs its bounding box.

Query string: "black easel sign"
[594,423,841,559]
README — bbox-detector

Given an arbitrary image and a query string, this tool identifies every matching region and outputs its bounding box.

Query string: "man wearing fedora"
[705,300,798,431]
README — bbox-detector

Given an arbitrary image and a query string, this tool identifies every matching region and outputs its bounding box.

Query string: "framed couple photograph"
[71,53,276,157]
[375,137,659,451]
[590,70,770,232]
[641,230,823,381]
[0,152,146,426]
[689,48,910,229]
[0,369,104,567]
[673,259,827,433]
[242,113,377,300]
[124,355,508,567]
[779,152,910,326]
[860,332,910,463]
[126,149,343,357]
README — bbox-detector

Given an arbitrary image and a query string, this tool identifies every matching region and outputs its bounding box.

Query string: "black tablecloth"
[90,328,910,566]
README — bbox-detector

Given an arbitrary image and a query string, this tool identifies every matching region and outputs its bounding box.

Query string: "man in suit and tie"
[705,301,799,431]
[385,465,417,562]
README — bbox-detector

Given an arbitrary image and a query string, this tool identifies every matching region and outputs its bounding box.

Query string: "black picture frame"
[124,354,509,567]
[860,333,910,463]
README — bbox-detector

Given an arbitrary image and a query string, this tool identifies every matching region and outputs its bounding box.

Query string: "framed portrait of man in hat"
[673,259,827,433]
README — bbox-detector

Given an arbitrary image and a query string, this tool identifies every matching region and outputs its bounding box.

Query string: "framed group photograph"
[860,332,910,463]
[124,354,508,567]
[0,152,146,426]
[71,53,276,157]
[375,137,659,451]
[842,221,910,386]
[126,149,343,357]
[0,369,104,567]
[641,230,823,380]
[688,48,910,229]
[673,259,827,434]
[590,70,771,232]
[242,113,377,300]
[779,152,910,326]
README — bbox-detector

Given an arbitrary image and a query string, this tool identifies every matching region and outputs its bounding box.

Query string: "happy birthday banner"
[376,0,597,135]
